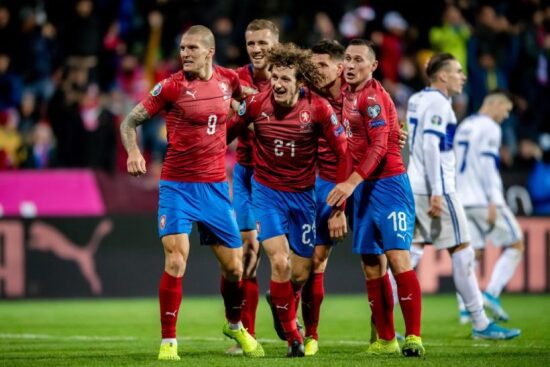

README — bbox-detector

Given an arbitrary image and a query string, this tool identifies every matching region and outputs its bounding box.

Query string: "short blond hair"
[184,25,215,48]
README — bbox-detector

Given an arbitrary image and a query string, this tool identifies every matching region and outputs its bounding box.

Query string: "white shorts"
[413,193,470,250]
[465,205,523,249]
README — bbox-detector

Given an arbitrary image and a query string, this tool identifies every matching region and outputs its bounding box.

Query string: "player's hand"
[327,181,356,207]
[328,210,347,241]
[127,149,147,177]
[241,86,258,98]
[428,195,443,218]
[487,203,497,227]
[398,124,408,149]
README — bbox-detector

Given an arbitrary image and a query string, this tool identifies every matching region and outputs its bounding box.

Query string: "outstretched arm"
[120,103,150,176]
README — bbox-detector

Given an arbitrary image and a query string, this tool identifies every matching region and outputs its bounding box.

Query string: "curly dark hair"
[267,43,324,88]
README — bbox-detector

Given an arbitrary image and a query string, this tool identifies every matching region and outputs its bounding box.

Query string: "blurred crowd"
[0,0,549,211]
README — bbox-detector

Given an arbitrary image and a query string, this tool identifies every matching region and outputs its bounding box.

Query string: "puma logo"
[165,310,178,317]
[275,303,289,310]
[28,219,113,295]
[261,112,271,121]
[186,90,197,100]
[397,233,406,241]
[400,293,413,301]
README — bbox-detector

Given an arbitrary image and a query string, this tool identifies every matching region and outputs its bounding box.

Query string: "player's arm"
[422,104,448,217]
[120,103,150,176]
[120,78,178,177]
[479,126,502,225]
[226,98,254,144]
[328,95,391,207]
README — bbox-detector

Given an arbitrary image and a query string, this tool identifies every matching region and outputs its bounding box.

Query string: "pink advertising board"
[0,170,105,217]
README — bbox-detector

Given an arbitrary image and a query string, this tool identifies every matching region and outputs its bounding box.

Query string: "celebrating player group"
[120,18,522,361]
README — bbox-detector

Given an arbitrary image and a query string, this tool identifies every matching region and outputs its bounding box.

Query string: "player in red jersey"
[120,25,264,360]
[327,39,424,357]
[226,20,279,354]
[229,43,349,357]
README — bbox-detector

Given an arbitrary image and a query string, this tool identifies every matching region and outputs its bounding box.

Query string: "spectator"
[0,54,23,112]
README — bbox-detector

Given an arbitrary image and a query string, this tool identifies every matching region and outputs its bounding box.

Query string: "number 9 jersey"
[141,66,242,183]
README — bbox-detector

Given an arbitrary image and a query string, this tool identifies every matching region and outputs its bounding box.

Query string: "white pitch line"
[0,333,544,349]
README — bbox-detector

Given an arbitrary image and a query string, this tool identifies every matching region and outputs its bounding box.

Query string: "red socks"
[241,277,259,336]
[394,270,422,336]
[220,276,243,324]
[270,280,302,344]
[159,271,182,339]
[366,273,395,341]
[301,272,324,340]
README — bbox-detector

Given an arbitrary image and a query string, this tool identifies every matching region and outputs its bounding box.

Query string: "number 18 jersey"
[141,66,242,182]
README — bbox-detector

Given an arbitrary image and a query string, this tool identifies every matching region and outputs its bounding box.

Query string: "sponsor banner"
[0,216,549,298]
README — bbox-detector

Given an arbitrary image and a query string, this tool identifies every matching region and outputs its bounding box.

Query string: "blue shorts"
[251,177,316,258]
[232,163,256,231]
[158,180,241,248]
[352,173,415,255]
[315,176,336,246]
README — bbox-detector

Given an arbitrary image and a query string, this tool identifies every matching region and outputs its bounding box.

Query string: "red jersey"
[317,87,344,182]
[231,90,348,192]
[342,78,405,180]
[234,64,271,167]
[141,66,241,182]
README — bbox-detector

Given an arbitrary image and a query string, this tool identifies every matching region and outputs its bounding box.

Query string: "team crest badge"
[150,82,162,96]
[219,81,229,94]
[159,215,166,230]
[299,110,311,123]
[256,221,261,234]
[367,104,381,118]
[431,115,442,125]
[238,101,247,116]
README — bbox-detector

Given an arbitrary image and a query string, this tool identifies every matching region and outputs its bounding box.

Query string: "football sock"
[394,270,422,336]
[220,276,243,324]
[270,280,302,344]
[159,271,182,339]
[301,272,324,340]
[456,292,466,312]
[366,275,395,340]
[241,277,259,336]
[387,268,399,305]
[451,246,489,330]
[486,248,522,298]
[291,281,302,314]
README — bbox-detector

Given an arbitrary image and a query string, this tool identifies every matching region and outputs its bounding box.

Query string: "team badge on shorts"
[151,82,162,96]
[256,220,261,234]
[367,104,381,118]
[159,215,166,230]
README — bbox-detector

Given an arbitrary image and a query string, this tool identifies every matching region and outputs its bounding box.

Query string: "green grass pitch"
[1,294,549,366]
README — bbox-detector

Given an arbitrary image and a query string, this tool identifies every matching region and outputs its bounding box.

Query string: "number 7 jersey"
[141,66,241,182]
[406,88,458,195]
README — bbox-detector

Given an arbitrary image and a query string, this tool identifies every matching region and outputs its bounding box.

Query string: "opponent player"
[405,52,520,340]
[454,89,523,322]
[327,39,424,357]
[224,19,279,355]
[229,43,349,357]
[120,25,264,360]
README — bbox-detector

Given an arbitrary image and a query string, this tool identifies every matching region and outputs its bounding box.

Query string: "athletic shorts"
[232,163,256,231]
[465,205,523,249]
[251,177,316,258]
[413,192,470,250]
[315,176,337,246]
[157,180,241,248]
[353,174,415,255]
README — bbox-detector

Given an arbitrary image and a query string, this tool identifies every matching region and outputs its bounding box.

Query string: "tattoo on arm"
[120,103,150,153]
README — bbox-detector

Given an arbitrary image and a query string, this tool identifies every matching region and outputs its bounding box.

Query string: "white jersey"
[454,113,505,206]
[406,88,458,195]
